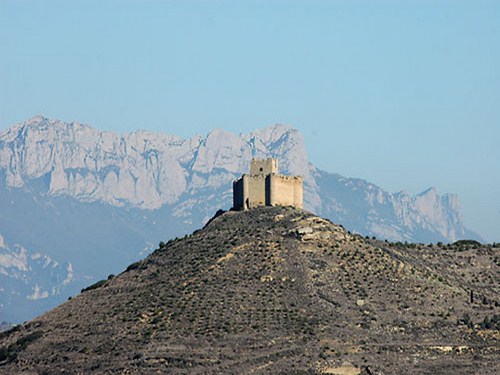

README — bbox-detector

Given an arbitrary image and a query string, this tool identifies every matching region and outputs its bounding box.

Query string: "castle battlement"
[270,174,302,182]
[233,158,303,210]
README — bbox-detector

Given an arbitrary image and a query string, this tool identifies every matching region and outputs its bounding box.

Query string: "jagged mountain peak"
[22,116,93,133]
[243,123,297,143]
[418,186,438,196]
[0,117,311,209]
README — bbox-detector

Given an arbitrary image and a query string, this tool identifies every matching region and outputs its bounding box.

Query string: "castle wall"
[247,175,266,208]
[268,174,303,209]
[233,174,268,210]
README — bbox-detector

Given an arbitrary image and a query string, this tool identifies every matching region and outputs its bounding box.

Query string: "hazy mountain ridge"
[0,116,482,322]
[0,116,474,243]
[315,172,474,243]
[0,230,72,322]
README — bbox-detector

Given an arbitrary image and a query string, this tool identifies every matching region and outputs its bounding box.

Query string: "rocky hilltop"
[0,207,497,374]
[0,116,481,323]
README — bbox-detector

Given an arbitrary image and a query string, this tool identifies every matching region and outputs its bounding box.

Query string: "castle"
[233,158,303,210]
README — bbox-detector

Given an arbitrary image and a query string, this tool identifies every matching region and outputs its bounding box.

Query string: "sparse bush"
[481,316,492,329]
[126,261,142,272]
[458,313,474,329]
[81,279,107,293]
[452,239,481,247]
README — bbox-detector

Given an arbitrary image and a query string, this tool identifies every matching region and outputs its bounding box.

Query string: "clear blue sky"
[1,0,499,241]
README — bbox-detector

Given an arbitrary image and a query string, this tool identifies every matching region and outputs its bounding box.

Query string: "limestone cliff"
[0,116,318,210]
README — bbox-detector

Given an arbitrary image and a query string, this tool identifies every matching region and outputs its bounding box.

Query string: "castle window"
[260,167,263,172]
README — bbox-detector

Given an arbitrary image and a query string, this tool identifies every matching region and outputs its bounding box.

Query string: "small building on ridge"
[233,158,303,210]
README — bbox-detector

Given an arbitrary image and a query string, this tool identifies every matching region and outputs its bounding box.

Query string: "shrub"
[81,279,107,293]
[481,316,492,329]
[126,261,142,272]
[452,239,481,247]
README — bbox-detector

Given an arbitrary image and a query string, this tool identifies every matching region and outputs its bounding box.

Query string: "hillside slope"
[0,207,497,374]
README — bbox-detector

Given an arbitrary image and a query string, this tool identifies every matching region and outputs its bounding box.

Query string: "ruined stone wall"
[269,175,303,209]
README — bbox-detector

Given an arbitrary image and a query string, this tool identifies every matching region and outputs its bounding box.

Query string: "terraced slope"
[0,207,498,374]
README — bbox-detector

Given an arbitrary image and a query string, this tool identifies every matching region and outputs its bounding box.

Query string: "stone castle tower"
[233,158,303,210]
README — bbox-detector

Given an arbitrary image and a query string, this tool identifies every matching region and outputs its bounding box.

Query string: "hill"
[0,207,498,374]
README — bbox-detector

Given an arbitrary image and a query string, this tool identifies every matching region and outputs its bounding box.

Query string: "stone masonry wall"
[246,175,267,208]
[269,174,303,209]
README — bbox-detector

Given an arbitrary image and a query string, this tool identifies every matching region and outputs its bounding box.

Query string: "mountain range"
[0,116,481,323]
